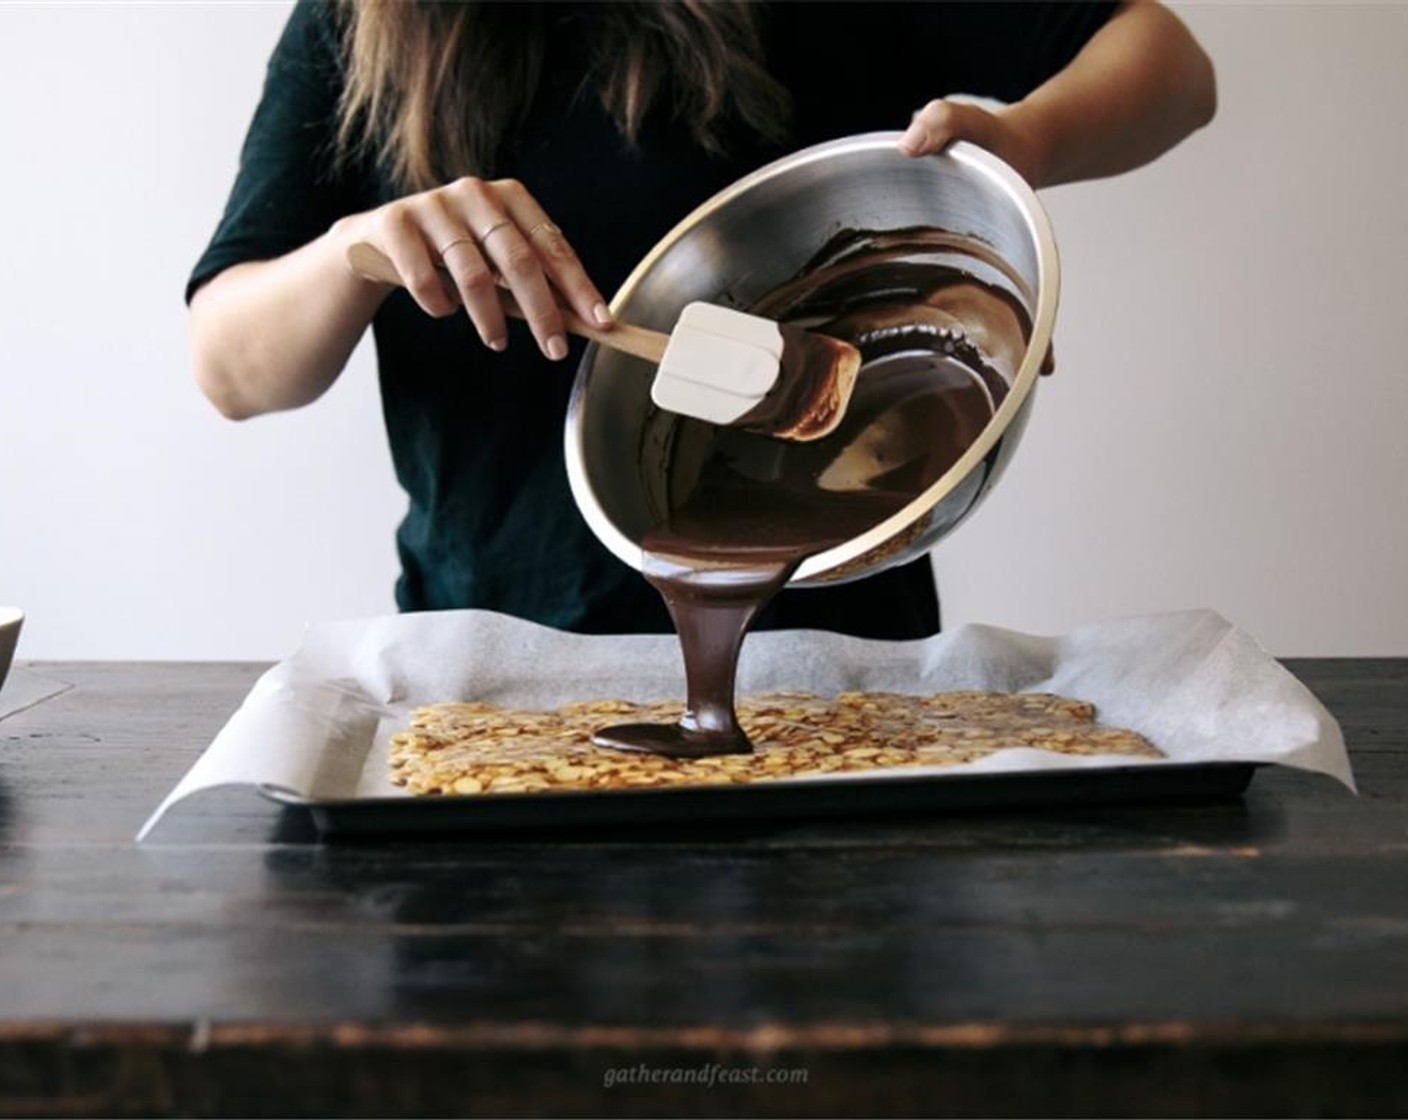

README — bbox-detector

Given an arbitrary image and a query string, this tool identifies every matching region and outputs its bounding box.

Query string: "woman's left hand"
[898,98,1044,184]
[895,6,1217,190]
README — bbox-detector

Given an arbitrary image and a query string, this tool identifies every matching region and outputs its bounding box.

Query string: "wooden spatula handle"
[346,241,667,363]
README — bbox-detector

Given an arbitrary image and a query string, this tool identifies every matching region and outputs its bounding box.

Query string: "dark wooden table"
[0,659,1404,1118]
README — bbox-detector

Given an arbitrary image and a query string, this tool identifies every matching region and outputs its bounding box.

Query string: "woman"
[188,1,1214,638]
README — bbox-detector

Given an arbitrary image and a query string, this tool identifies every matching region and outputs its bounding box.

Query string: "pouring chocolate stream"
[594,228,1033,758]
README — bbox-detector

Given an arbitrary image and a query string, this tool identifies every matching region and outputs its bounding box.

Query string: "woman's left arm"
[898,1,1217,188]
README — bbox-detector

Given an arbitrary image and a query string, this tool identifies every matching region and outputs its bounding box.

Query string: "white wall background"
[2,2,1405,660]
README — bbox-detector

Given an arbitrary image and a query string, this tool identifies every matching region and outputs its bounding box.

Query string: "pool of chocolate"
[593,228,1033,758]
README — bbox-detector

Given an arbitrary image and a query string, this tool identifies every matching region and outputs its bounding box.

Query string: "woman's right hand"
[333,176,613,361]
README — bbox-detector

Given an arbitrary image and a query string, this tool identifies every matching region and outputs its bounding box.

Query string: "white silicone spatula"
[347,241,859,441]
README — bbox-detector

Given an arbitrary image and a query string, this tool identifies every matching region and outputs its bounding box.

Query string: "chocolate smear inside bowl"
[593,227,1034,758]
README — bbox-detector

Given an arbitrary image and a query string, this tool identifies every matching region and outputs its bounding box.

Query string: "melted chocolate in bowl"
[593,229,1033,758]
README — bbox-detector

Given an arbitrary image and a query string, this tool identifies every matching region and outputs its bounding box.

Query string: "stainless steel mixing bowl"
[563,133,1058,586]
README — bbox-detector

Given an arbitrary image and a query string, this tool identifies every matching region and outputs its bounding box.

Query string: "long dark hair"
[335,0,792,191]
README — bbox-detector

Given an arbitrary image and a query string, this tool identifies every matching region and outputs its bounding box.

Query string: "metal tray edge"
[260,762,1260,837]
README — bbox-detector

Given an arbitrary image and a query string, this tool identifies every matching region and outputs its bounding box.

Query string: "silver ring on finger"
[526,220,560,240]
[439,236,476,258]
[477,218,514,244]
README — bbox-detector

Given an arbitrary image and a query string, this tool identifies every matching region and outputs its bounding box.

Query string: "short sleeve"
[884,2,1121,106]
[1016,3,1121,94]
[185,0,361,303]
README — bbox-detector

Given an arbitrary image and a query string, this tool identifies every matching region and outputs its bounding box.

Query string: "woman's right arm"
[191,178,612,421]
[190,1,610,422]
[190,220,386,421]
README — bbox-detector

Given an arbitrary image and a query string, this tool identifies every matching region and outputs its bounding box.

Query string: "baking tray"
[261,761,1258,837]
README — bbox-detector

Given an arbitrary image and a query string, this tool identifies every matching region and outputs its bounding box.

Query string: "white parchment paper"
[137,608,1353,840]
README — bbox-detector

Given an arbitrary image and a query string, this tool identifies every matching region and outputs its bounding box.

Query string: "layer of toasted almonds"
[388,690,1161,797]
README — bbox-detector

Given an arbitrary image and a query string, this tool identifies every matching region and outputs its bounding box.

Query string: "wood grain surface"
[0,659,1404,1117]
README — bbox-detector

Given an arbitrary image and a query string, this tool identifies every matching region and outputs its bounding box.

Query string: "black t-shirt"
[189,0,1113,638]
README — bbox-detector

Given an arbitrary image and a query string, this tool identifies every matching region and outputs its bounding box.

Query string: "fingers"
[898,98,999,158]
[376,205,458,319]
[900,99,1043,183]
[477,214,568,361]
[365,176,608,361]
[495,179,613,330]
[442,178,591,363]
[899,99,962,157]
[420,199,507,351]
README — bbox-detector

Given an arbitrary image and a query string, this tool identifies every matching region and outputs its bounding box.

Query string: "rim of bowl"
[564,132,1059,583]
